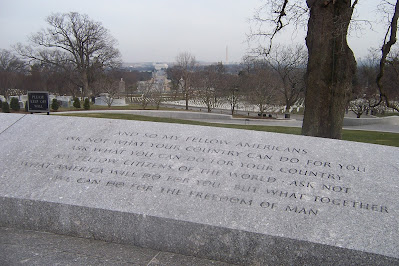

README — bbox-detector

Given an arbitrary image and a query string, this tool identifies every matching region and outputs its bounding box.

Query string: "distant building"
[154,63,168,71]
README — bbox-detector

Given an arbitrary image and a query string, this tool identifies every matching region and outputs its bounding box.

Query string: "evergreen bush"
[51,98,60,111]
[83,98,90,110]
[73,98,81,108]
[10,98,20,111]
[2,102,10,113]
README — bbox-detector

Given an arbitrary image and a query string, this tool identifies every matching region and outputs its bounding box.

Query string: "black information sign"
[28,91,49,113]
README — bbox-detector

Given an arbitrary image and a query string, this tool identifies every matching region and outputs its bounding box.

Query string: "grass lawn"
[55,112,399,147]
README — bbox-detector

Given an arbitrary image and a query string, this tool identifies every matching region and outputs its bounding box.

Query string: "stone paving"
[0,227,234,266]
[53,110,399,133]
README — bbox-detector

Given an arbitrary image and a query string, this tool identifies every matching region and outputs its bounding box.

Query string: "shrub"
[10,98,20,111]
[73,97,81,108]
[83,98,90,110]
[51,98,60,111]
[2,102,10,113]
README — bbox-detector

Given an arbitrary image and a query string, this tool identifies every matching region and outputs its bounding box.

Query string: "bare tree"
[225,74,240,115]
[166,67,181,99]
[0,49,26,99]
[374,0,399,112]
[266,44,306,113]
[195,78,216,113]
[152,92,164,110]
[0,49,25,72]
[382,51,399,105]
[93,74,120,108]
[195,63,225,112]
[138,79,156,109]
[348,99,368,118]
[175,52,196,110]
[245,68,279,116]
[15,12,121,98]
[348,56,380,118]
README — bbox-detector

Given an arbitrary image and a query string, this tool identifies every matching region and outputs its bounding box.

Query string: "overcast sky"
[0,0,390,63]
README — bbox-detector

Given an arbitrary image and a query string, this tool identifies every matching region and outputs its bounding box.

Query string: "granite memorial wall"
[0,113,398,264]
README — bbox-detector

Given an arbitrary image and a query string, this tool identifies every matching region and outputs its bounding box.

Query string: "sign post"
[27,91,50,114]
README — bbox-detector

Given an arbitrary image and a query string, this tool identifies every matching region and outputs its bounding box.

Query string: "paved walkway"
[53,109,399,133]
[0,227,233,266]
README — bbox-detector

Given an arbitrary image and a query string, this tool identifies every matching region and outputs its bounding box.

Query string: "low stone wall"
[343,116,399,126]
[127,110,233,120]
[0,113,398,265]
[59,110,233,120]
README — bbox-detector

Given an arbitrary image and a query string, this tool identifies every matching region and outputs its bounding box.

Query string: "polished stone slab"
[0,113,398,265]
[0,226,232,266]
[0,113,26,133]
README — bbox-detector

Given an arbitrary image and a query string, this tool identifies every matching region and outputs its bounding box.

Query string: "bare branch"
[352,0,359,10]
[374,0,399,111]
[247,0,308,57]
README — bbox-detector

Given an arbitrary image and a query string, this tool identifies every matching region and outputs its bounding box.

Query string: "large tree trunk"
[302,0,356,139]
[185,90,189,110]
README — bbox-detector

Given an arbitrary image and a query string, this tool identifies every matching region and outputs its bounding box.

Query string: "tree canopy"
[16,12,121,98]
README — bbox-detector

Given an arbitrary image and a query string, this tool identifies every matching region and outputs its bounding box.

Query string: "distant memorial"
[0,114,398,265]
[119,78,126,94]
[27,91,49,113]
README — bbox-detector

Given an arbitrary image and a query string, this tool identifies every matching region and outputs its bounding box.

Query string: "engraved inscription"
[17,130,387,219]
